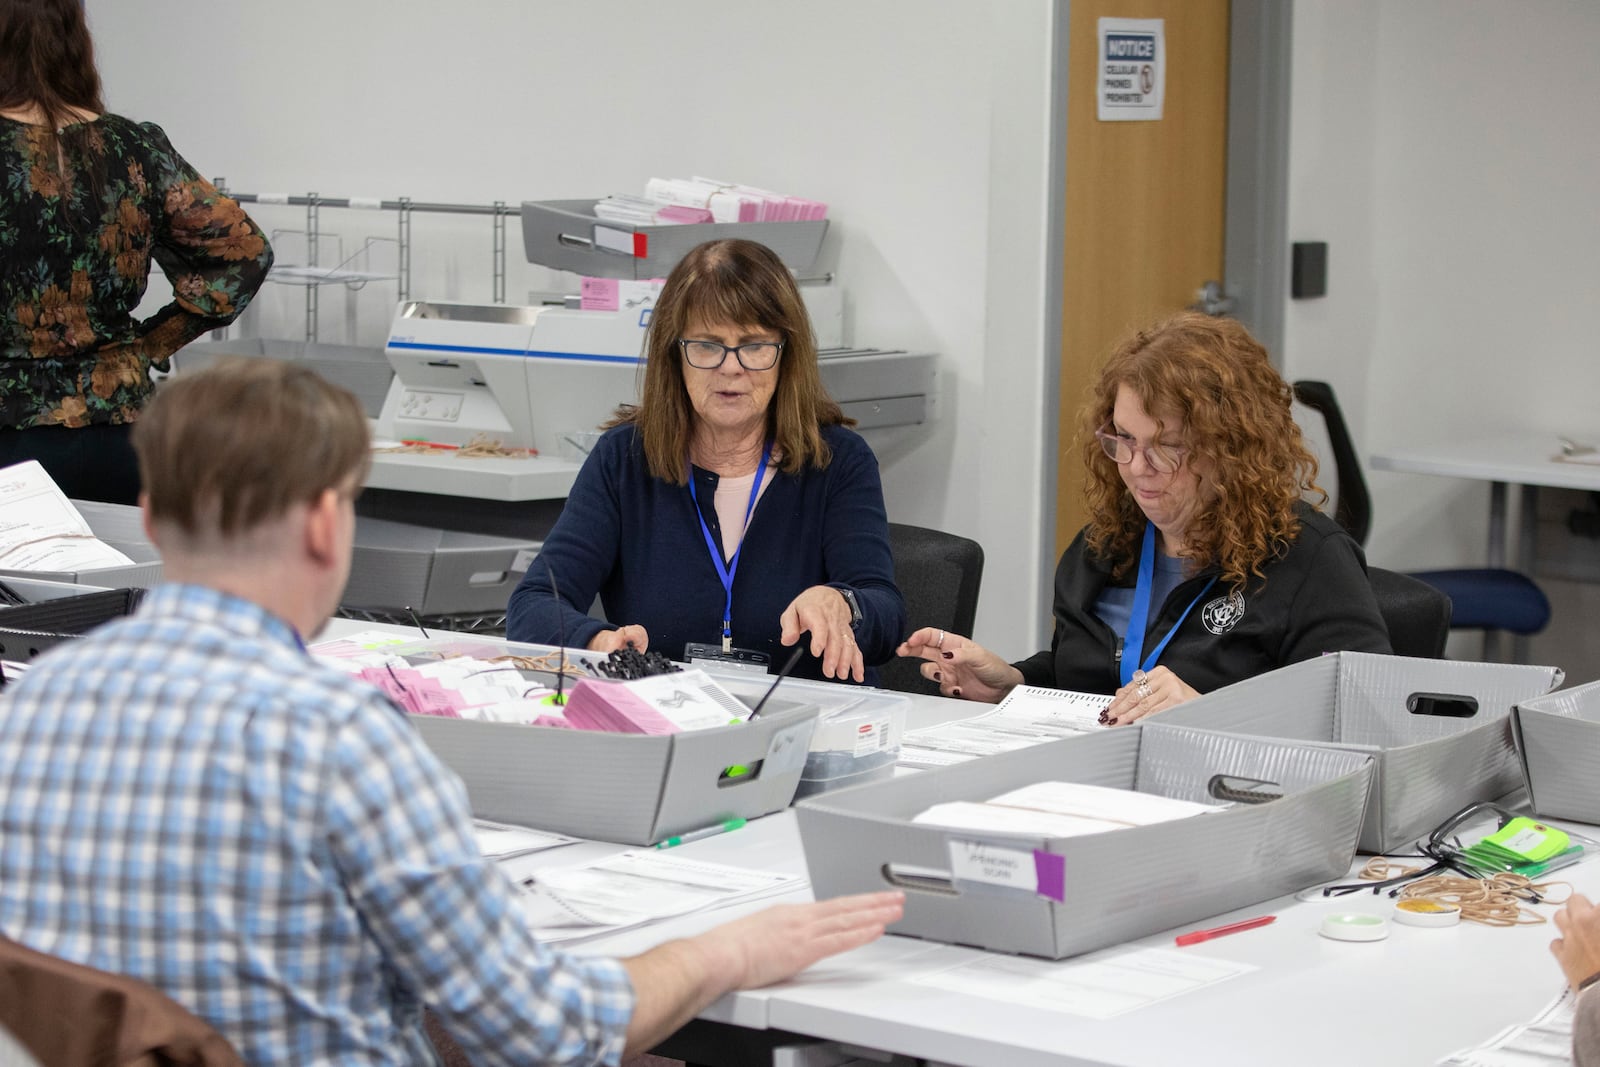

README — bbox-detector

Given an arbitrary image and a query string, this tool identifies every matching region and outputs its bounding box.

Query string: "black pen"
[746,644,806,720]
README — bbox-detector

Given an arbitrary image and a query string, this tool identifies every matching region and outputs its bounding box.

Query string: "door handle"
[1192,279,1235,317]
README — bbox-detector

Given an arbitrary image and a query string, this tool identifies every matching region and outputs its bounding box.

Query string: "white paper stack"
[913,781,1224,838]
[0,461,135,572]
[899,686,1112,768]
[519,850,804,942]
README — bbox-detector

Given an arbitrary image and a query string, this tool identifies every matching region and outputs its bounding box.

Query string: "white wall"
[1284,0,1600,679]
[85,1,1059,658]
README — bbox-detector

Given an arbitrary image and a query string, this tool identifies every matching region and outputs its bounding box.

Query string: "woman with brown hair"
[507,238,904,683]
[0,0,272,504]
[899,311,1389,719]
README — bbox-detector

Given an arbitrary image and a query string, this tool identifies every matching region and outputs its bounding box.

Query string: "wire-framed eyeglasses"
[1094,424,1188,475]
[678,338,783,371]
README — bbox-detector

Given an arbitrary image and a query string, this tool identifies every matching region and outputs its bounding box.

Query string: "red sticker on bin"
[633,232,648,257]
[1034,851,1065,902]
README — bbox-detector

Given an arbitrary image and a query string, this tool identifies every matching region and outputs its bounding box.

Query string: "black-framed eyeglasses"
[678,338,783,371]
[1094,423,1187,475]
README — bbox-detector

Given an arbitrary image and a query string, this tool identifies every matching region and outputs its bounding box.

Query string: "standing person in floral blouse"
[0,0,273,504]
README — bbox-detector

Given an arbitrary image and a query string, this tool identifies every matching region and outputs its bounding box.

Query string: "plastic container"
[704,672,909,798]
[795,692,907,797]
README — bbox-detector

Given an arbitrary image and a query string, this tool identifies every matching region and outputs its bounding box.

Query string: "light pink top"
[713,465,774,560]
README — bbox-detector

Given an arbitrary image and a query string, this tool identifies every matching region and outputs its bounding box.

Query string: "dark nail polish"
[932,670,942,682]
[951,687,963,698]
[941,651,954,660]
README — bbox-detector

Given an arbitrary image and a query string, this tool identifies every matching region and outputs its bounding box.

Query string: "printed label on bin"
[947,839,1039,895]
[763,722,810,775]
[593,225,635,255]
[511,549,538,573]
[853,717,891,757]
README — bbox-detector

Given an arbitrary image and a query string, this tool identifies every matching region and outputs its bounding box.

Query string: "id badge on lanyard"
[686,441,774,662]
[1119,524,1217,687]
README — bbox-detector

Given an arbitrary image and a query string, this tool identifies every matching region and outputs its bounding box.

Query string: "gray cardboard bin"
[1160,652,1563,853]
[797,722,1373,959]
[345,517,539,616]
[410,703,818,846]
[0,500,162,588]
[520,199,827,280]
[1512,680,1600,824]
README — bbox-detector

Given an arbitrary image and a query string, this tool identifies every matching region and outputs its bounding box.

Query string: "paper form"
[913,781,1223,838]
[472,820,578,861]
[909,947,1255,1019]
[898,686,1112,768]
[0,461,135,571]
[520,850,804,942]
[1436,988,1574,1066]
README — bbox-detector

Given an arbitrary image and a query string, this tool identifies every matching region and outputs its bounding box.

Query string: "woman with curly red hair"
[899,311,1390,720]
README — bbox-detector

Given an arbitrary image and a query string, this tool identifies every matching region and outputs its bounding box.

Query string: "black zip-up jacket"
[1013,503,1392,695]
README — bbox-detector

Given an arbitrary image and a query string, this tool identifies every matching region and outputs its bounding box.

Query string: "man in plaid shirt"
[0,361,901,1065]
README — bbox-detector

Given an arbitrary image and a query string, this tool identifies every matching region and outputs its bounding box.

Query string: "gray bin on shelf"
[520,199,827,280]
[1512,680,1600,824]
[797,722,1373,960]
[0,501,162,589]
[345,517,539,617]
[1159,652,1563,853]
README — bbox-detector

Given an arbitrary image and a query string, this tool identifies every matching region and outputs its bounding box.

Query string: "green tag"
[1476,818,1569,864]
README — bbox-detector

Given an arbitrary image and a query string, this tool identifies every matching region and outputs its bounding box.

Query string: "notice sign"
[1097,18,1165,121]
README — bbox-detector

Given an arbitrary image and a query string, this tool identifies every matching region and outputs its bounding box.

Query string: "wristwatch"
[838,587,863,631]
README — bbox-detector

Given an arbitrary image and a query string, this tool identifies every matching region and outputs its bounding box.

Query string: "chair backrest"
[1368,566,1452,658]
[876,523,985,695]
[1292,380,1373,547]
[0,936,243,1067]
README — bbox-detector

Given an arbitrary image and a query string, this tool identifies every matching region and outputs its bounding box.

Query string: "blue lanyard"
[1119,523,1218,687]
[687,440,774,651]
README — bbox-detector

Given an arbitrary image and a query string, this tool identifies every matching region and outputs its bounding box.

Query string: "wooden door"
[1055,0,1232,557]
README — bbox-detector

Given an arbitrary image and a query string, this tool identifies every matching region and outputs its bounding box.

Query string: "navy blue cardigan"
[506,423,906,682]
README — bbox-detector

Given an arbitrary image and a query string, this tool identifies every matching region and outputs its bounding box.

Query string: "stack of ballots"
[593,176,828,227]
[1158,651,1562,853]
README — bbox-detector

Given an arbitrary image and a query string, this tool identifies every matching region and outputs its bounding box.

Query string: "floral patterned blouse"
[0,114,273,430]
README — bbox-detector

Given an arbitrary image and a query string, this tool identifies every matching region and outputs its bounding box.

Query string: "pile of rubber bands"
[1359,857,1571,926]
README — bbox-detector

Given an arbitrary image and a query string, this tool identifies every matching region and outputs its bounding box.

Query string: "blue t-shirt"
[1093,551,1190,646]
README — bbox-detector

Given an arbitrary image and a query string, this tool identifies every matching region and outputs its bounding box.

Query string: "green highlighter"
[655,818,747,850]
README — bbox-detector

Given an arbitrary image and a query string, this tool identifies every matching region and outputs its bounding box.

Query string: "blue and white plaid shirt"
[0,583,633,1065]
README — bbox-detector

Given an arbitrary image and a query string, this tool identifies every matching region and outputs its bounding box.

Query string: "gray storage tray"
[1159,652,1562,852]
[411,703,817,846]
[521,199,827,279]
[1512,680,1600,823]
[345,517,538,616]
[797,722,1372,959]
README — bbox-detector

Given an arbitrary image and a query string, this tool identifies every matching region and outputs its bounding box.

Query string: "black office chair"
[1293,380,1551,661]
[876,523,985,695]
[1368,567,1452,658]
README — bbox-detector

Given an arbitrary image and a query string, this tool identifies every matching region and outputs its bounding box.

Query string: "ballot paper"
[520,850,804,943]
[471,820,578,861]
[909,946,1256,1019]
[913,780,1224,838]
[898,686,1112,768]
[1436,987,1574,1066]
[0,461,135,572]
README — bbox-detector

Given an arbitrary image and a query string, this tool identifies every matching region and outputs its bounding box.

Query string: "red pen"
[1174,914,1276,946]
[400,439,459,450]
